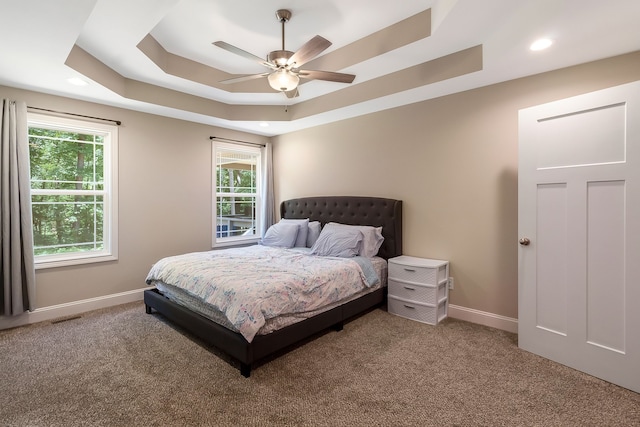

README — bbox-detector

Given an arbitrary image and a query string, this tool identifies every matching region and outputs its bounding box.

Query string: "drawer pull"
[403,304,416,309]
[404,268,416,272]
[403,286,416,291]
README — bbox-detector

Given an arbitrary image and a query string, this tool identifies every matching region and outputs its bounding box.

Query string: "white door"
[518,81,640,393]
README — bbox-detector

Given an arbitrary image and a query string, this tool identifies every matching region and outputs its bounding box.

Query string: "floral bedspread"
[145,245,377,342]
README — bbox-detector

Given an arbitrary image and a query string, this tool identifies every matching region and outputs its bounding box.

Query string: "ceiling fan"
[213,9,356,98]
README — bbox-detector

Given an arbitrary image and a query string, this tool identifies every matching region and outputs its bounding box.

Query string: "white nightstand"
[387,255,449,325]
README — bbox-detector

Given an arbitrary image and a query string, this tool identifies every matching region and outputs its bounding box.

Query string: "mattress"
[149,247,387,340]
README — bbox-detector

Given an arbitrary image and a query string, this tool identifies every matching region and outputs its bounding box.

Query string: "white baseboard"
[1,290,518,334]
[448,304,518,333]
[0,288,147,331]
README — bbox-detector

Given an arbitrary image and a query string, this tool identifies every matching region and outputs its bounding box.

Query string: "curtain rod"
[27,106,121,126]
[209,136,265,147]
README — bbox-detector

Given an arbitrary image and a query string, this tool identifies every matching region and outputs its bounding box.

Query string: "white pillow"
[310,225,363,258]
[326,223,384,258]
[279,218,309,248]
[261,222,300,248]
[307,221,321,247]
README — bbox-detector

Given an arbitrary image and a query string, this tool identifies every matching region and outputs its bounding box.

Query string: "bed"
[143,196,403,377]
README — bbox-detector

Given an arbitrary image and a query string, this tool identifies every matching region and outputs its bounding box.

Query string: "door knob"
[519,238,531,246]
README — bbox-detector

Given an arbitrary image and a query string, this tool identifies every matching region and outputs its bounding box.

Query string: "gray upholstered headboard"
[280,196,402,260]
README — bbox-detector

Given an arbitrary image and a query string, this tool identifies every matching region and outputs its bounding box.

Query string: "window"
[213,142,262,246]
[28,113,118,268]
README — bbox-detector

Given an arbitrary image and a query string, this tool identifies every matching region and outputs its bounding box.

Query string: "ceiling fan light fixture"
[267,69,299,92]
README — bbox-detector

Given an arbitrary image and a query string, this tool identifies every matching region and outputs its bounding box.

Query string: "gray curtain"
[1,99,36,315]
[260,141,275,236]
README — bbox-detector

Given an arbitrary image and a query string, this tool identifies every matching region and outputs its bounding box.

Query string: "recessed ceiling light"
[259,122,269,127]
[67,77,88,86]
[530,38,553,51]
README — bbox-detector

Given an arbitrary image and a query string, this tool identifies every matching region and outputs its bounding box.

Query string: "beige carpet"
[1,302,638,426]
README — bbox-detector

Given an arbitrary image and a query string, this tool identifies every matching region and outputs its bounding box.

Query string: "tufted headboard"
[280,196,402,260]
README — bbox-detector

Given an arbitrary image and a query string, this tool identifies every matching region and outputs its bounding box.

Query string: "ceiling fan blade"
[286,35,331,68]
[219,73,270,84]
[284,88,299,99]
[213,41,275,69]
[297,69,355,84]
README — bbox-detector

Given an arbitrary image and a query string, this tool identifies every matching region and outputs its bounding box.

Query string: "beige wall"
[2,51,638,319]
[0,86,268,308]
[272,51,640,319]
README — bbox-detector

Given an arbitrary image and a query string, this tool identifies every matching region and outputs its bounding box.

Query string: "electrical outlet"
[448,277,454,290]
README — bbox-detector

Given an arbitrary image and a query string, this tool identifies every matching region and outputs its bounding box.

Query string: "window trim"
[28,113,118,269]
[212,141,262,248]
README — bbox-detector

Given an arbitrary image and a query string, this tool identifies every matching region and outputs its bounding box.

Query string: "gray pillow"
[310,226,363,258]
[307,221,321,247]
[279,218,309,247]
[326,222,384,257]
[261,222,300,248]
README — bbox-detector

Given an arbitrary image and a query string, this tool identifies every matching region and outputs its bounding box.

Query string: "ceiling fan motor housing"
[268,50,294,67]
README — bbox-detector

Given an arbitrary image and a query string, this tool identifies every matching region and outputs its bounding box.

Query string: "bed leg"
[240,363,251,378]
[145,304,152,314]
[332,321,344,332]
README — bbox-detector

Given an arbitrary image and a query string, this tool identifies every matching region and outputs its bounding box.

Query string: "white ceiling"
[1,0,639,136]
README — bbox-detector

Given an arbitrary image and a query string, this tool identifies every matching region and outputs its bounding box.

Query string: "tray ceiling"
[1,0,639,136]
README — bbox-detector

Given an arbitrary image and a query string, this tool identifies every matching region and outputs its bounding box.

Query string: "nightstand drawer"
[388,279,447,305]
[388,260,447,286]
[388,295,447,325]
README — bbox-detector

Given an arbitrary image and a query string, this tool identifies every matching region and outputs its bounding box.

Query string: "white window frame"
[28,113,118,269]
[212,142,262,247]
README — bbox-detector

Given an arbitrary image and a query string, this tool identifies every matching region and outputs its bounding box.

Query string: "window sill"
[35,253,118,270]
[213,237,260,249]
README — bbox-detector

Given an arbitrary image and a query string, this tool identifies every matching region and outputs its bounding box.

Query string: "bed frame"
[144,196,402,377]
